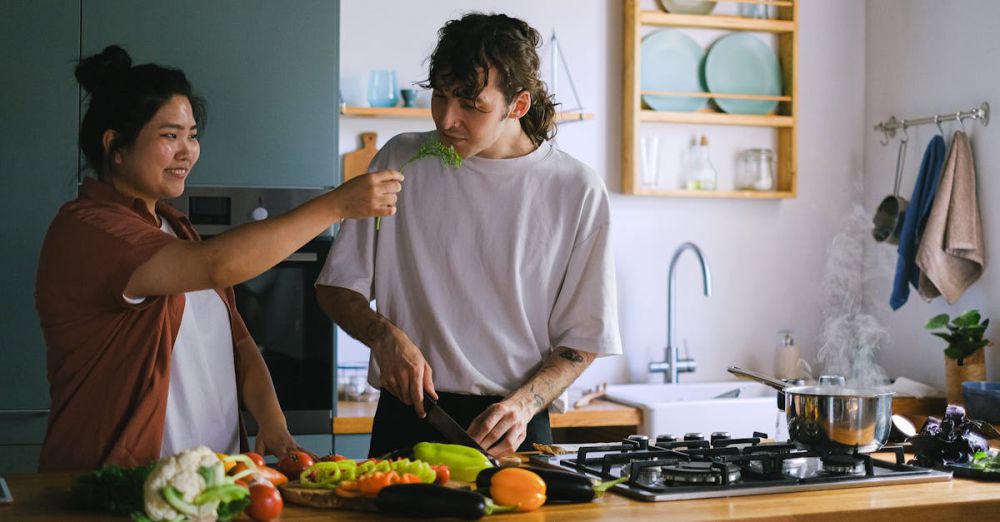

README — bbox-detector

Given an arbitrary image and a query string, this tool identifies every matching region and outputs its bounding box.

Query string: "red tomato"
[277,450,315,478]
[242,452,266,467]
[245,482,283,522]
[319,454,348,462]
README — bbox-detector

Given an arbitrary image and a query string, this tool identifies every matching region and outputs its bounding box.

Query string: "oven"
[166,186,335,435]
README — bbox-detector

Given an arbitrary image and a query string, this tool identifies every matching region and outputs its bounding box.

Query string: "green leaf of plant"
[926,313,950,329]
[958,309,981,325]
[932,332,955,343]
[944,346,965,359]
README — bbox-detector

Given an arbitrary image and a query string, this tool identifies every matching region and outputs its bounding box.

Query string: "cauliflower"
[141,446,248,522]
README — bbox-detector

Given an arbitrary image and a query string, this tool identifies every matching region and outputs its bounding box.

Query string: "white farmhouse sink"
[605,381,786,440]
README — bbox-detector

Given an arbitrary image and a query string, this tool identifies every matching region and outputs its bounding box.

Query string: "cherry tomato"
[277,450,315,478]
[245,482,283,522]
[243,452,266,467]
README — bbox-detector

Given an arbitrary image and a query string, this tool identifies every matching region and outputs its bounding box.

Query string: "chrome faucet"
[649,242,712,383]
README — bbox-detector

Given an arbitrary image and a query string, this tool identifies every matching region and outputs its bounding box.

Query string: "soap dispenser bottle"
[774,329,800,379]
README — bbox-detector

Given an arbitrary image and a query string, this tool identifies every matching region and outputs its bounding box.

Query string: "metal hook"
[957,111,967,132]
[900,121,910,142]
[879,126,891,146]
[934,114,945,135]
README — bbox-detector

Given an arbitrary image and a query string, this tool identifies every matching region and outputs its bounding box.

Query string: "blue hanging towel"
[890,135,947,310]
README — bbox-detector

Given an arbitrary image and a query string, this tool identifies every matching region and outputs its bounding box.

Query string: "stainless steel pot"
[728,366,894,454]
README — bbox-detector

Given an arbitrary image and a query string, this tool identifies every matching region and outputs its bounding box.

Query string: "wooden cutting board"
[279,481,377,511]
[342,131,378,183]
[279,479,473,511]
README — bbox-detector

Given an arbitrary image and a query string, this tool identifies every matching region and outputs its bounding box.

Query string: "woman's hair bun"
[76,45,133,94]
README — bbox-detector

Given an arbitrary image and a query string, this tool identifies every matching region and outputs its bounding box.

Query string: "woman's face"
[111,95,199,212]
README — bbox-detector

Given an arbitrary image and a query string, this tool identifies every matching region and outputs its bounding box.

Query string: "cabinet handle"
[0,409,50,415]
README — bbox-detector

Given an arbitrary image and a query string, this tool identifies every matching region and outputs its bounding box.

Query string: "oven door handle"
[284,252,318,263]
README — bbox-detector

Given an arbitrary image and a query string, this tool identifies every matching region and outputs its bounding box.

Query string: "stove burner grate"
[661,461,742,484]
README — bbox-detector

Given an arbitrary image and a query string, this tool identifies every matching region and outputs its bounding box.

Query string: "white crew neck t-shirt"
[317,131,622,396]
[152,219,240,456]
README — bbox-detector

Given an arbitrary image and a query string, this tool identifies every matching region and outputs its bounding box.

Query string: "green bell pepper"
[412,442,493,482]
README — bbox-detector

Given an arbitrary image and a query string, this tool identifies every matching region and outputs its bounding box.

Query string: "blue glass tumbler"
[367,70,398,108]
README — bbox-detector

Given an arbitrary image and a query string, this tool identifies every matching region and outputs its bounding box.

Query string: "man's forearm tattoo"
[559,348,584,363]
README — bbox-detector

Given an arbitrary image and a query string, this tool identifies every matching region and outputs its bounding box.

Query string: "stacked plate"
[656,0,717,15]
[640,29,707,112]
[704,33,783,114]
[641,30,783,115]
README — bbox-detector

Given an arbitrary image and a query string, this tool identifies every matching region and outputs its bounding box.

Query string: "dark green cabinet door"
[82,0,341,188]
[0,0,81,473]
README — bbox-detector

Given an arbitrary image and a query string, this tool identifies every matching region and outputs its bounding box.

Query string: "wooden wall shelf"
[341,106,595,122]
[622,0,798,198]
[640,11,795,33]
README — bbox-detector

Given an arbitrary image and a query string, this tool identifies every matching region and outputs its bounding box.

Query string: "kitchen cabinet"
[82,0,341,188]
[0,0,80,474]
[622,0,798,198]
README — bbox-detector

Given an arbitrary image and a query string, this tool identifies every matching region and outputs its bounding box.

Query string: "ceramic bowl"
[963,381,1000,423]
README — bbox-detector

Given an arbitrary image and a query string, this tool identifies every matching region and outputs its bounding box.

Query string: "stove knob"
[656,434,678,444]
[626,434,649,450]
[684,433,705,442]
[710,432,731,443]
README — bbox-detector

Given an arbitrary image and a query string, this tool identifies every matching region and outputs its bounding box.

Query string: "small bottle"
[685,135,718,190]
[774,330,800,380]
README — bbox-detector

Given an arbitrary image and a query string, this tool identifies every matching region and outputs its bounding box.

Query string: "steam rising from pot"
[816,205,891,388]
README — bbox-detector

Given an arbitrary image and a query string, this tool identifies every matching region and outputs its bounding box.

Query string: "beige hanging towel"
[916,131,985,303]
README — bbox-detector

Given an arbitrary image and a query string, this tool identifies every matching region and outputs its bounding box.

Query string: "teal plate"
[657,0,717,15]
[704,33,782,115]
[641,29,707,112]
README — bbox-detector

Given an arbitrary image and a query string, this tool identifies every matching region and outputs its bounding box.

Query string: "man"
[317,13,621,458]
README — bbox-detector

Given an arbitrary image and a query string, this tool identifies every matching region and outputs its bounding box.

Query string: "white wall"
[863,0,999,389]
[337,0,867,389]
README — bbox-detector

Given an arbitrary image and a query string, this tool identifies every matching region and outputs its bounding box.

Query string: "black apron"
[368,390,552,458]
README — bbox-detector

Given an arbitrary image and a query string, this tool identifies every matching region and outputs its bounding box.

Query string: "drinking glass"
[367,70,398,108]
[640,135,661,188]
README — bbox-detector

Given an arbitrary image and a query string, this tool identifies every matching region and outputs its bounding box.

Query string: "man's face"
[430,67,523,159]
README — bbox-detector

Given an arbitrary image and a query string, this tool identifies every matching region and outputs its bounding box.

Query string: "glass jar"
[684,134,718,190]
[735,148,775,191]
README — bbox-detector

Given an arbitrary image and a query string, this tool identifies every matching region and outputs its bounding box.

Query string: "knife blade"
[422,393,496,463]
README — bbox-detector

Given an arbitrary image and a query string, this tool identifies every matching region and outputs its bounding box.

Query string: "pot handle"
[727,366,788,392]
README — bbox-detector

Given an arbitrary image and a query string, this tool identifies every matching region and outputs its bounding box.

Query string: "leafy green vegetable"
[972,450,1000,471]
[72,461,156,516]
[376,136,463,230]
[216,497,251,521]
[403,137,464,170]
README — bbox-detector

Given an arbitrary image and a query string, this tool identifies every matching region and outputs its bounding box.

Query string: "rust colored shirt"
[35,178,251,471]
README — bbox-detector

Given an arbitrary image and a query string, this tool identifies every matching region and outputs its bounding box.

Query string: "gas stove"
[530,433,952,501]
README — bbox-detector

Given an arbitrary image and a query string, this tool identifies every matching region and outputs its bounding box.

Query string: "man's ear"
[508,90,531,119]
[102,129,121,165]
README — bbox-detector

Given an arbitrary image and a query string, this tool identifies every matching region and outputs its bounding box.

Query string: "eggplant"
[375,484,515,519]
[476,465,626,503]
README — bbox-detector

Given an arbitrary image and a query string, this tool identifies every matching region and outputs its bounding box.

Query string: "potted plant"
[925,309,992,404]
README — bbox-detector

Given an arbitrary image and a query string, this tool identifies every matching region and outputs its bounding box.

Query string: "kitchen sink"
[604,381,786,439]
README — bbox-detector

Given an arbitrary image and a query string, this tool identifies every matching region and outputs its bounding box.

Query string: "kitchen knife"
[422,393,498,464]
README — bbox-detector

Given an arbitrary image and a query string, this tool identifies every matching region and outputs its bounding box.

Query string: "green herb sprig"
[376,137,462,230]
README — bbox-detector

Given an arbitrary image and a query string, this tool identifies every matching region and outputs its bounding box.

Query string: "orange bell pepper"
[489,468,547,512]
[358,470,399,497]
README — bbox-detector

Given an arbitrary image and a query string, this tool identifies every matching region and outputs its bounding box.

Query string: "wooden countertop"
[4,470,999,521]
[333,399,642,434]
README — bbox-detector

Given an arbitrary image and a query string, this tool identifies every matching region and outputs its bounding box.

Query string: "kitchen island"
[3,470,998,521]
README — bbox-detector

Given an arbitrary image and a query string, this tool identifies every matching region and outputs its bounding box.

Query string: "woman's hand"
[254,420,299,460]
[330,169,403,220]
[372,324,437,417]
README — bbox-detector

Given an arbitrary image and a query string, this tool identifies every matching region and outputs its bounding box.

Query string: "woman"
[35,45,402,471]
